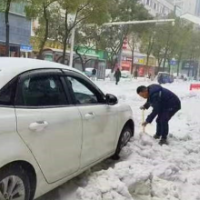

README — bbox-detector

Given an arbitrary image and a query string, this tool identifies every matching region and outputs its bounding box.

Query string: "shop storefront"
[75,46,108,79]
[121,51,157,76]
[0,44,6,56]
[41,46,108,78]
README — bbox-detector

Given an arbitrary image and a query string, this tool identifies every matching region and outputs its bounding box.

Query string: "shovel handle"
[142,109,145,133]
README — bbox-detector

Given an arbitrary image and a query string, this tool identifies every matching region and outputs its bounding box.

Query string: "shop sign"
[20,45,33,52]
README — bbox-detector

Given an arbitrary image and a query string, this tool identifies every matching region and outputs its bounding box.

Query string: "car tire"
[0,164,31,200]
[112,126,133,160]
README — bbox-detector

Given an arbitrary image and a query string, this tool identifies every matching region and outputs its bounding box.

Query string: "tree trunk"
[168,59,171,74]
[177,60,180,76]
[38,5,49,60]
[61,10,69,64]
[177,52,183,76]
[146,55,150,75]
[146,35,154,76]
[111,60,115,73]
[188,53,193,77]
[131,48,134,74]
[5,0,11,57]
[158,58,163,69]
[162,31,171,70]
[111,55,117,73]
[157,57,162,74]
[75,47,85,71]
[162,48,168,71]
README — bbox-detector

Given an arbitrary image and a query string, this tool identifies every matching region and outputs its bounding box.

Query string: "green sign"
[76,46,107,60]
[44,54,54,62]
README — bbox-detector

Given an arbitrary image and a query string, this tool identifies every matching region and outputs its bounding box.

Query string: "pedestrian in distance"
[134,70,138,79]
[114,68,121,85]
[92,68,97,81]
[137,84,181,145]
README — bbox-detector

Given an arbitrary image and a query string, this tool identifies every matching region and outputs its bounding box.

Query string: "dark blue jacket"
[144,84,181,123]
[115,70,121,81]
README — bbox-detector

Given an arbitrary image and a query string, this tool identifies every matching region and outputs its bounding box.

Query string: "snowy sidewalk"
[38,80,200,200]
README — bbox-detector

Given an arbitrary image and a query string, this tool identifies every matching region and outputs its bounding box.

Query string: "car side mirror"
[106,94,118,105]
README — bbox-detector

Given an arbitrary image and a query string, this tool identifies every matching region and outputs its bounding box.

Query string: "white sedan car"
[0,58,134,200]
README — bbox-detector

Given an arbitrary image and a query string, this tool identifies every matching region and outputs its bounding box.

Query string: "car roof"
[0,57,82,89]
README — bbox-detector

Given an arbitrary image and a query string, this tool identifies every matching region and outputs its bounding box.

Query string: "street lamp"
[69,19,175,67]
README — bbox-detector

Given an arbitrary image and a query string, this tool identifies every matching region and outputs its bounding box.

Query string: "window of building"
[157,3,160,11]
[160,5,163,13]
[154,2,157,10]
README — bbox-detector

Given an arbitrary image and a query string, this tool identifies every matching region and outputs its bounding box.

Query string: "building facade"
[174,0,196,15]
[0,2,31,57]
[195,0,200,16]
[167,0,200,16]
[140,0,174,17]
[141,0,200,17]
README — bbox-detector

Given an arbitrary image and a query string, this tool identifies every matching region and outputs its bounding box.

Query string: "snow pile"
[76,169,133,200]
[39,80,200,200]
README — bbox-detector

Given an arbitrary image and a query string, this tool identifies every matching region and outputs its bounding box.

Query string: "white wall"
[180,0,196,15]
[168,0,197,15]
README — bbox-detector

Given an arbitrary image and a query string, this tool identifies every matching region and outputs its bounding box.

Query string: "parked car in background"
[121,70,132,79]
[84,67,93,78]
[0,58,134,200]
[157,72,174,84]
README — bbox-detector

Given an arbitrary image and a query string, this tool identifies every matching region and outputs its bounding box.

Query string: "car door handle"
[29,121,48,132]
[85,112,95,120]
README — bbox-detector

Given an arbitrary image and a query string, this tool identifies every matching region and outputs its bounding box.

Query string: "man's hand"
[140,106,145,110]
[142,122,148,127]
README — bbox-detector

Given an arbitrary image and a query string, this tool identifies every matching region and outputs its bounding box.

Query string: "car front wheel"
[0,165,31,200]
[112,126,133,160]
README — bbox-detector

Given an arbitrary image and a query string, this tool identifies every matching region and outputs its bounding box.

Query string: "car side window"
[17,75,68,107]
[0,80,17,106]
[66,77,99,105]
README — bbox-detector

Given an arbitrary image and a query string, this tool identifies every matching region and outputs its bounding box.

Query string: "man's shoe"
[159,139,168,146]
[153,134,161,139]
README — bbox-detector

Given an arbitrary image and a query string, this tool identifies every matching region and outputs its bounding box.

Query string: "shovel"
[142,109,146,133]
[139,109,146,139]
[140,110,154,146]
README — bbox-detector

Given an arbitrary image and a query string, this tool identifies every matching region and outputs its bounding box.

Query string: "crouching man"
[137,84,181,145]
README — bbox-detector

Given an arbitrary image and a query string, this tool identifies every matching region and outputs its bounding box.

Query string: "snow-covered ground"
[38,79,200,200]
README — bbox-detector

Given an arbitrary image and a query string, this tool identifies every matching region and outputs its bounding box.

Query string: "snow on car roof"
[0,58,80,89]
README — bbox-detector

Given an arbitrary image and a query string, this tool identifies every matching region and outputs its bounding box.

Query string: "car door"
[63,72,119,168]
[15,69,82,183]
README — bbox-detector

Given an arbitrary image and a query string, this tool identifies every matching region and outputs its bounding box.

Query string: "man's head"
[137,86,149,99]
